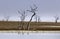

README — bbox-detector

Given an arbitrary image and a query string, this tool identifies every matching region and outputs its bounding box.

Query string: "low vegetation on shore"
[0,21,60,31]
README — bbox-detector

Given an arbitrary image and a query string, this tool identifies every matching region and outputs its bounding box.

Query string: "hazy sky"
[0,0,60,21]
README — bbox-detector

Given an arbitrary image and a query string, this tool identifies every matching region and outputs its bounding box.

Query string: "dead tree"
[18,10,26,30]
[4,16,10,21]
[18,10,26,21]
[27,4,37,30]
[35,15,40,22]
[35,15,38,22]
[54,16,59,23]
[37,16,40,22]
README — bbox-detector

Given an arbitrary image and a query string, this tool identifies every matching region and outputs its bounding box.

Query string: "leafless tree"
[27,4,38,30]
[54,16,59,23]
[35,15,38,22]
[18,10,26,21]
[4,16,10,21]
[37,16,40,22]
[18,10,26,30]
[35,15,40,22]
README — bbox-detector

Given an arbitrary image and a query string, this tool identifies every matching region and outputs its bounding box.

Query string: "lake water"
[0,31,60,39]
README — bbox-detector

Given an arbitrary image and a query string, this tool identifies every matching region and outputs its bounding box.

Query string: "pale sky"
[0,0,60,22]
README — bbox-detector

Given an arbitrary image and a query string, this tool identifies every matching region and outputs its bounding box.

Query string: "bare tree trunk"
[54,15,59,23]
[55,19,57,23]
[27,13,36,30]
[26,4,37,30]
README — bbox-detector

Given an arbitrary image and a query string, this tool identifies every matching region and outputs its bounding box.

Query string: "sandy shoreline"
[0,30,60,33]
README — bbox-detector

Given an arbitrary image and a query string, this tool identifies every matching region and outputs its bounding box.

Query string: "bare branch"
[18,10,26,21]
[27,4,38,13]
[33,4,38,10]
[18,10,22,15]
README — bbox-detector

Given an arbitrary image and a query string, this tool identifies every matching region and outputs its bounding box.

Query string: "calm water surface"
[0,31,60,39]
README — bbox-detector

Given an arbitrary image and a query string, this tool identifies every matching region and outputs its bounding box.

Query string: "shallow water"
[0,31,60,39]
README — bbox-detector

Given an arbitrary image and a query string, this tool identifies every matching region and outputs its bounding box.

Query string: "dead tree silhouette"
[35,15,40,22]
[4,16,10,21]
[18,10,26,30]
[54,15,59,23]
[27,4,37,30]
